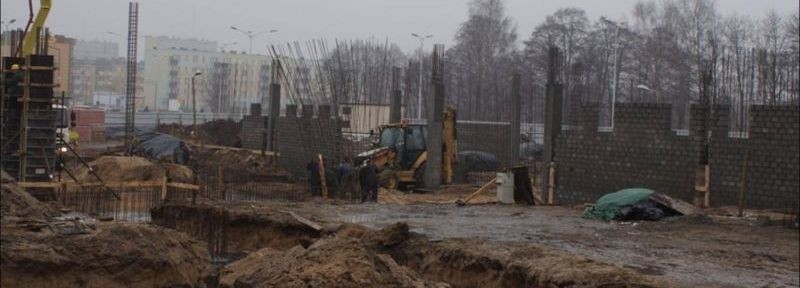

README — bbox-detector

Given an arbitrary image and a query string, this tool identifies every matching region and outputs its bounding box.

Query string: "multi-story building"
[143,36,271,113]
[143,36,270,113]
[73,40,119,60]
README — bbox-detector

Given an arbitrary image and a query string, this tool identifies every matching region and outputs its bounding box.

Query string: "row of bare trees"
[442,0,799,125]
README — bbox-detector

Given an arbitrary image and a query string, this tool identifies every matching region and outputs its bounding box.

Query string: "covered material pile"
[583,188,683,221]
[72,156,193,183]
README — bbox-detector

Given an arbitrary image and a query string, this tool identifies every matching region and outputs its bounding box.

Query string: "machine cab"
[376,122,427,169]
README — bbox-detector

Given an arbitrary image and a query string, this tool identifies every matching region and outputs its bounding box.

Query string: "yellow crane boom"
[20,0,52,56]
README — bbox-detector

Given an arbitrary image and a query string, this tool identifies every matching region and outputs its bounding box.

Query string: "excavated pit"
[152,201,667,287]
[1,171,214,288]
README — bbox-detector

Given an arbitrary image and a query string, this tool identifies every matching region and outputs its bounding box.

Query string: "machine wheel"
[413,162,427,188]
[380,169,399,190]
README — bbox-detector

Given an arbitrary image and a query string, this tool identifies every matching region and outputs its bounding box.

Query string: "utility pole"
[411,33,432,119]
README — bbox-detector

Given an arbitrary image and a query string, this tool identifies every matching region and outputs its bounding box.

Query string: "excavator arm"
[20,0,52,56]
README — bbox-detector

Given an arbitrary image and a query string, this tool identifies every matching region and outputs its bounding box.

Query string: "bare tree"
[447,0,518,121]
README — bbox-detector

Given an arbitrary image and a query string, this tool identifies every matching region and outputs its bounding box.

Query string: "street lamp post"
[411,33,432,119]
[1,19,17,57]
[230,26,277,54]
[192,71,203,137]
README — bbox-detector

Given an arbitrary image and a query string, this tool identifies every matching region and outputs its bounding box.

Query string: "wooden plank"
[160,176,168,201]
[650,192,698,215]
[318,154,328,198]
[17,182,60,189]
[167,182,201,190]
[458,177,497,205]
[283,210,323,231]
[195,143,279,156]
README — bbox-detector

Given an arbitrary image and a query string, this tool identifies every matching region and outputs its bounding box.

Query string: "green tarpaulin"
[582,188,654,221]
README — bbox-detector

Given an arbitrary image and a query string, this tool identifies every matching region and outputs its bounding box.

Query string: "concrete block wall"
[554,103,698,204]
[241,104,266,150]
[275,105,343,178]
[239,104,344,179]
[707,105,799,208]
[553,102,799,209]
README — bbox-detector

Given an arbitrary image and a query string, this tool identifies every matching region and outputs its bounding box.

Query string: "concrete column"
[510,74,521,166]
[424,47,445,189]
[541,47,563,196]
[390,67,402,123]
[266,83,281,151]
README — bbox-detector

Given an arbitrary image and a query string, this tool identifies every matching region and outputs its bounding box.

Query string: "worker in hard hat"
[5,64,24,98]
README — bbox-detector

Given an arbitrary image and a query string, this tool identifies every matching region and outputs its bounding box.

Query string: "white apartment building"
[143,36,271,113]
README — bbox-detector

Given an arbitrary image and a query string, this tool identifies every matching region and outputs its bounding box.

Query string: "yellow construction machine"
[355,107,457,190]
[19,0,52,57]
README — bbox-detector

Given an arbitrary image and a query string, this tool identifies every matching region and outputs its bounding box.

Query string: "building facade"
[143,36,271,114]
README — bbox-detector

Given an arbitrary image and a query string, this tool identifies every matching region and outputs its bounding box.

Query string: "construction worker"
[359,160,379,203]
[5,64,24,98]
[336,158,356,198]
[306,158,321,196]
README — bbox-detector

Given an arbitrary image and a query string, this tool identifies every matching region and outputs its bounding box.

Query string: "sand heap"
[1,221,213,288]
[1,170,53,220]
[72,156,193,183]
[219,223,446,288]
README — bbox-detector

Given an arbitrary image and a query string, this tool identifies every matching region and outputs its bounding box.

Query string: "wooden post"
[160,175,168,202]
[318,154,328,198]
[218,166,225,201]
[60,181,68,205]
[547,162,556,205]
[703,165,710,208]
[737,152,751,217]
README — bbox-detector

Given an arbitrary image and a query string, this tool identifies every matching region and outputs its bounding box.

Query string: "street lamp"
[191,71,203,137]
[411,33,432,119]
[230,26,277,54]
[2,19,16,30]
[636,84,662,104]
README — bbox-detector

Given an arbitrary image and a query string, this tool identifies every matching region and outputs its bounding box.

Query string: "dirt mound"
[157,119,242,147]
[1,170,53,219]
[400,238,665,288]
[72,156,194,183]
[219,235,446,288]
[152,201,321,254]
[193,147,289,182]
[1,221,212,288]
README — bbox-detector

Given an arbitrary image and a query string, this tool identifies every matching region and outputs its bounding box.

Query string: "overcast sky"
[2,0,798,57]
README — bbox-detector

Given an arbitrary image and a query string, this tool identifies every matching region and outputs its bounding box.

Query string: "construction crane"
[18,0,52,57]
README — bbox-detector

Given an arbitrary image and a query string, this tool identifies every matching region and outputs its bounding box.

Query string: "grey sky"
[2,0,798,56]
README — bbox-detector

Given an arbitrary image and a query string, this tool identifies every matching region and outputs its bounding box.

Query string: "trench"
[150,202,660,288]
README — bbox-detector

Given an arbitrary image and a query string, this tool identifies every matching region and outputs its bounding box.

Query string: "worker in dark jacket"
[359,160,379,203]
[306,159,321,196]
[5,64,24,97]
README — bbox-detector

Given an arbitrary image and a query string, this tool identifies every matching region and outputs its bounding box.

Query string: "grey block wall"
[553,103,799,209]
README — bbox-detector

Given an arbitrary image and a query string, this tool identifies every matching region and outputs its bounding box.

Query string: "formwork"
[1,55,57,182]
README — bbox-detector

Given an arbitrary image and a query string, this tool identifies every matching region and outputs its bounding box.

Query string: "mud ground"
[251,201,799,288]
